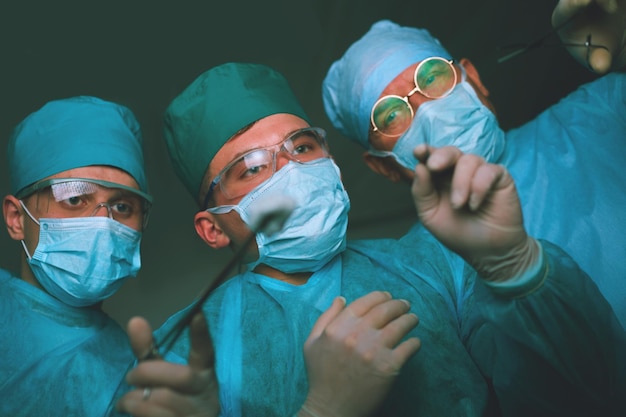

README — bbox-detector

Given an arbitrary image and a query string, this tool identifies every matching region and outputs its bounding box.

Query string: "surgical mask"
[208,158,350,274]
[20,202,142,307]
[368,81,506,170]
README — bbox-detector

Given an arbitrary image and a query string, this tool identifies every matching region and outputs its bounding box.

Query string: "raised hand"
[299,292,421,417]
[552,0,626,73]
[116,314,220,417]
[411,145,539,282]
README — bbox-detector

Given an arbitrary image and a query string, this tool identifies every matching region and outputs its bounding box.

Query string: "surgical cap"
[322,19,452,148]
[8,96,149,196]
[163,62,310,200]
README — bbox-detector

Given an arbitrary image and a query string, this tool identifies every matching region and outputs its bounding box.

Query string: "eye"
[57,194,90,209]
[109,194,145,219]
[291,136,318,154]
[372,97,413,136]
[242,164,268,178]
[416,59,455,97]
[111,202,133,216]
[225,150,272,183]
[66,196,85,206]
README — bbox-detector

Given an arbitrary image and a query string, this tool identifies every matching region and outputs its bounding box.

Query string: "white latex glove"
[411,145,539,283]
[552,0,626,73]
[116,314,220,417]
[298,292,421,417]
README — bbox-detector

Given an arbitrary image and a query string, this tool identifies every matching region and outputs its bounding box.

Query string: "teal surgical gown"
[500,72,626,329]
[158,226,626,417]
[0,268,133,417]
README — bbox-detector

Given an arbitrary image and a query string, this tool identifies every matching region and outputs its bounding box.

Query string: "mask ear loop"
[18,200,40,260]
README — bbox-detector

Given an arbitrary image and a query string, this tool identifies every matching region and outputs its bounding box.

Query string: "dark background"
[0,1,596,327]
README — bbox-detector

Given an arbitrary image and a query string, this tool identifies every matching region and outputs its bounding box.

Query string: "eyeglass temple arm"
[140,196,296,361]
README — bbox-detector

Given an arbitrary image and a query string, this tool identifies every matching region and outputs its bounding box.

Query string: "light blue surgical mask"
[368,80,506,170]
[208,158,350,274]
[20,202,142,307]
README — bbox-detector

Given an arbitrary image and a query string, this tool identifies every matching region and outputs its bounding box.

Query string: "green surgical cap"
[163,62,310,201]
[8,96,149,197]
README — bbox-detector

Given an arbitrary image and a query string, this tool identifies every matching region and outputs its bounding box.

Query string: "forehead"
[209,113,311,177]
[378,63,419,98]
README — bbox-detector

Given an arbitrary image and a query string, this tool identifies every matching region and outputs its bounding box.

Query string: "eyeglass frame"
[370,56,458,138]
[16,177,153,228]
[202,126,330,209]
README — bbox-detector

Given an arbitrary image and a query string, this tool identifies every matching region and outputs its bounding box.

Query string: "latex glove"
[298,292,421,417]
[411,145,539,283]
[552,0,626,73]
[116,313,220,417]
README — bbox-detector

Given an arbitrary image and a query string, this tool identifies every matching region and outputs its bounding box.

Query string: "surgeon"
[322,9,626,329]
[138,62,625,417]
[0,96,153,416]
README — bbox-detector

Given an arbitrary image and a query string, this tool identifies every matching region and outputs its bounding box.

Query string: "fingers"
[310,292,418,345]
[452,161,512,211]
[381,311,420,348]
[552,0,594,26]
[588,45,613,73]
[307,296,346,342]
[127,317,156,360]
[413,146,508,211]
[117,389,178,417]
[126,361,204,395]
[340,291,392,318]
[187,313,214,370]
[364,298,413,331]
[390,337,422,370]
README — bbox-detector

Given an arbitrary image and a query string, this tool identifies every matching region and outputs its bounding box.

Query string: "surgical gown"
[158,227,626,417]
[500,72,626,329]
[0,268,133,417]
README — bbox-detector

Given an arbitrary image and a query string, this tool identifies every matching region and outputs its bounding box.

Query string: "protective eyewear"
[203,127,329,208]
[17,178,153,228]
[370,57,457,137]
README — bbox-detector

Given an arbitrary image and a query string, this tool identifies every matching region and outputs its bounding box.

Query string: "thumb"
[127,316,155,360]
[306,296,346,342]
[188,312,215,370]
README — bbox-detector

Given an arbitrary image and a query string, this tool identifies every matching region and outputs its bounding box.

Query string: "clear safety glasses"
[370,57,457,137]
[203,127,330,208]
[17,178,153,229]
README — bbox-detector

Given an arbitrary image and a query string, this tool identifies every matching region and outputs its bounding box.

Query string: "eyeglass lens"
[216,128,328,200]
[371,57,456,137]
[37,181,148,227]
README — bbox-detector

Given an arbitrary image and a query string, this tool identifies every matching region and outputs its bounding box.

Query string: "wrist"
[473,236,541,283]
[481,238,548,298]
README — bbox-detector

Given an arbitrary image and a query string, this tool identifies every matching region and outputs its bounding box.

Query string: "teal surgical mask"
[368,81,506,170]
[20,203,142,307]
[208,158,350,274]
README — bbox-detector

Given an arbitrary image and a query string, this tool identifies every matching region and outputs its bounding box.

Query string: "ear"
[459,58,490,98]
[362,152,404,183]
[194,210,231,249]
[3,195,26,241]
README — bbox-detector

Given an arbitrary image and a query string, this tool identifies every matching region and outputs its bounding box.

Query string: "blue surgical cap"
[8,96,149,196]
[322,20,452,148]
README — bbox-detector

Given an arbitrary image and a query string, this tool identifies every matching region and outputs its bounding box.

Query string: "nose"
[407,91,429,114]
[91,202,114,219]
[275,149,296,171]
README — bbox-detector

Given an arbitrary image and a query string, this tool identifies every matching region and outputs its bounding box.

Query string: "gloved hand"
[552,0,626,73]
[298,292,420,417]
[116,313,220,417]
[411,145,540,283]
